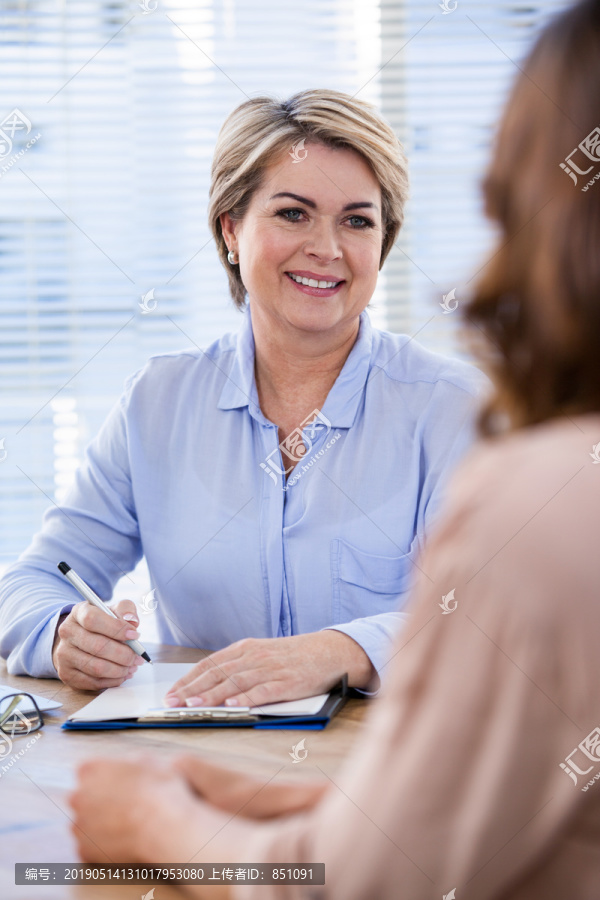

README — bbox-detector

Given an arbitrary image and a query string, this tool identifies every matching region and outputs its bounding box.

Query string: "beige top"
[234,413,600,900]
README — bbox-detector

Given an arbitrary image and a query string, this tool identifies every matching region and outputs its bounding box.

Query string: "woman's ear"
[219,211,237,246]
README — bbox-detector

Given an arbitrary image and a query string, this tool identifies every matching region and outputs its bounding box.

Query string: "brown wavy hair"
[464,0,600,436]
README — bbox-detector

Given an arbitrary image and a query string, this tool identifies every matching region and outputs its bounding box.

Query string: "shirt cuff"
[322,611,411,697]
[6,602,75,679]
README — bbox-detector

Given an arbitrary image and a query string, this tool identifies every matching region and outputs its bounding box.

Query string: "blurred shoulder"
[433,413,600,555]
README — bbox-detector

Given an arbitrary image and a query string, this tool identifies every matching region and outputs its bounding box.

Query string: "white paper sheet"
[68,662,328,722]
[0,685,62,714]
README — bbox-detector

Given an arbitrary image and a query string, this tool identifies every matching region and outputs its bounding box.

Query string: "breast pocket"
[331,538,421,624]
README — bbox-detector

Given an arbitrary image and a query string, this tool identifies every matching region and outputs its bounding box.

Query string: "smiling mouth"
[285,272,345,289]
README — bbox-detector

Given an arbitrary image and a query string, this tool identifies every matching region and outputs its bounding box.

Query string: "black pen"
[57,561,152,663]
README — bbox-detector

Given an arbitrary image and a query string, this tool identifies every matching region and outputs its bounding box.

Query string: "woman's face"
[221,141,384,339]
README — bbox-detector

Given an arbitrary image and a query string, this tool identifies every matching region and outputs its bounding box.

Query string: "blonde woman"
[0,90,485,704]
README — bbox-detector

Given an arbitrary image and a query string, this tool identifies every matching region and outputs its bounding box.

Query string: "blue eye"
[278,209,302,222]
[347,215,375,229]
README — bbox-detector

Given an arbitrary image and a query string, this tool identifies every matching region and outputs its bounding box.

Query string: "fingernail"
[224,698,239,706]
[134,657,145,666]
[185,697,203,707]
[165,695,180,707]
[123,614,138,623]
[128,668,137,677]
[125,629,139,639]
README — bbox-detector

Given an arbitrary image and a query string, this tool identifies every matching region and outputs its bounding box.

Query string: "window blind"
[379,0,571,359]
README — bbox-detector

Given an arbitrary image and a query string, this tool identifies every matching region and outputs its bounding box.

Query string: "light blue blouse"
[0,307,488,681]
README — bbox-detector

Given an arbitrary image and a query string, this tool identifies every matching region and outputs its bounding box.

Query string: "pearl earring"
[227,250,238,265]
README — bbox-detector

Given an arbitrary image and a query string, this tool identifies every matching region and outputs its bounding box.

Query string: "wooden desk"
[1,644,367,900]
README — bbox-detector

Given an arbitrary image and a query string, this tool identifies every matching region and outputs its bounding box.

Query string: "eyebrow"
[269,192,379,212]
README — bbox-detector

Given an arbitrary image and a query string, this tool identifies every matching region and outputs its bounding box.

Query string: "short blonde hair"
[208,89,410,309]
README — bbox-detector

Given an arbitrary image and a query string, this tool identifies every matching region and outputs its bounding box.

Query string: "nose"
[304,217,342,262]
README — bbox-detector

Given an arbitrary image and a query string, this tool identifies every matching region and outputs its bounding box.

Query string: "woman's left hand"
[164,630,376,708]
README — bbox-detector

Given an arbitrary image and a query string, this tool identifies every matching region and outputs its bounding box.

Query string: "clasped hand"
[69,754,329,879]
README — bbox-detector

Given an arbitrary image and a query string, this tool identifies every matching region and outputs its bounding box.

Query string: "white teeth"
[288,273,340,289]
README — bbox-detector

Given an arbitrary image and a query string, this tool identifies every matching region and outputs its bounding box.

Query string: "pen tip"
[57,561,71,575]
[141,651,152,663]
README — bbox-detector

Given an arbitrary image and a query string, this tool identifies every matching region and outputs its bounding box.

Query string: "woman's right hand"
[173,754,330,820]
[52,599,145,690]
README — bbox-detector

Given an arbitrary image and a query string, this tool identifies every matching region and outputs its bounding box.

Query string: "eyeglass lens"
[0,694,42,735]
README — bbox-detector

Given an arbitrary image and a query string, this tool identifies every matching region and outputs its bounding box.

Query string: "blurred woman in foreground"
[69,1,600,896]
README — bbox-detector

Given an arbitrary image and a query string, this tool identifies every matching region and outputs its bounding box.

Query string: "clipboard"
[62,676,348,731]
